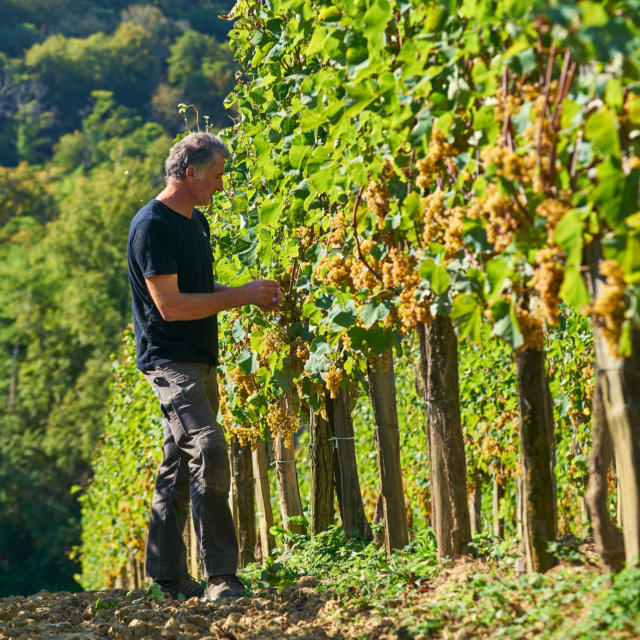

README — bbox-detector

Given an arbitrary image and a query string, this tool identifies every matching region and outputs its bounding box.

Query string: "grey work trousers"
[143,361,238,580]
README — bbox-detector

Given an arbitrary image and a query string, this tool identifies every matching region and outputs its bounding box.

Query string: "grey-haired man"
[127,132,280,600]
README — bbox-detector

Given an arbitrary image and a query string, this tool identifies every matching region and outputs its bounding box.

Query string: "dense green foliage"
[0,0,236,165]
[0,0,236,597]
[74,329,161,590]
[77,0,639,604]
[77,306,594,588]
[240,526,640,639]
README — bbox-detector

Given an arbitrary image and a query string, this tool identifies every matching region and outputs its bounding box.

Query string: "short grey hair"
[164,132,230,182]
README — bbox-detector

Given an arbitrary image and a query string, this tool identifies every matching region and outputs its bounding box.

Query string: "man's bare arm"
[146,274,281,321]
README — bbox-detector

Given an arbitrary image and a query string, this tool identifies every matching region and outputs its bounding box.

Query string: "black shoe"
[204,574,246,600]
[154,575,204,599]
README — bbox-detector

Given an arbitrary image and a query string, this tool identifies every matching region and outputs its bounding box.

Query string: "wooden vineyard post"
[309,406,334,535]
[189,512,199,578]
[515,346,558,573]
[469,479,482,535]
[515,475,524,540]
[182,514,199,580]
[231,436,256,567]
[373,491,385,547]
[252,438,276,560]
[492,478,504,538]
[586,242,640,567]
[417,319,471,560]
[274,432,306,537]
[367,350,409,553]
[586,373,624,572]
[325,387,372,541]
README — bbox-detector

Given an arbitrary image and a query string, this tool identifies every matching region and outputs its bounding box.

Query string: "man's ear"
[185,165,196,180]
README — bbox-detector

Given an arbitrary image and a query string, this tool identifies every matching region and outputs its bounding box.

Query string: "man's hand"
[258,286,282,312]
[242,279,282,310]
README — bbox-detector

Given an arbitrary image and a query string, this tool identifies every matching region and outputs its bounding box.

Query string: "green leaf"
[431,264,450,294]
[490,299,524,350]
[560,266,590,311]
[344,81,377,118]
[328,300,358,329]
[232,319,245,341]
[554,208,585,266]
[402,192,421,220]
[289,145,309,170]
[363,0,392,44]
[259,199,283,226]
[485,257,509,300]
[257,227,274,265]
[360,300,390,329]
[451,294,482,343]
[237,349,259,375]
[585,107,620,159]
[305,341,331,375]
[604,78,624,110]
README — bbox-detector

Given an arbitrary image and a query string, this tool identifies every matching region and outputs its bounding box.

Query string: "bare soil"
[0,574,412,640]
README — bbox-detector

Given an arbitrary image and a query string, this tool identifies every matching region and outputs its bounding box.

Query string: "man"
[127,132,280,600]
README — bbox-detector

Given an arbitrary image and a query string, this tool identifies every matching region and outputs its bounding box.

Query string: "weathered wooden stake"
[252,438,275,560]
[189,512,199,578]
[367,350,409,553]
[309,406,334,534]
[417,319,471,559]
[516,346,558,573]
[274,432,306,537]
[515,475,524,540]
[325,387,372,541]
[232,437,256,567]
[373,491,385,548]
[586,242,640,567]
[469,479,482,535]
[492,477,504,538]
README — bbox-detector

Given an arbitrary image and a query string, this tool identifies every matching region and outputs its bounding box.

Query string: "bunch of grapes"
[467,409,518,485]
[323,363,343,399]
[531,245,565,326]
[289,338,309,375]
[363,180,390,228]
[292,225,314,252]
[350,241,380,292]
[588,259,629,355]
[266,401,299,448]
[536,198,568,243]
[218,388,259,447]
[471,183,522,253]
[257,329,285,367]
[416,130,456,189]
[515,305,544,350]
[480,144,537,186]
[398,286,432,332]
[493,90,523,123]
[230,365,259,399]
[326,211,346,246]
[314,254,353,288]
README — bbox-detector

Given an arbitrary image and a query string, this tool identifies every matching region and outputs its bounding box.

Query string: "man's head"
[165,132,230,183]
[164,132,230,205]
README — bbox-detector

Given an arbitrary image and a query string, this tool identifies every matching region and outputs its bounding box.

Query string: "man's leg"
[144,362,238,579]
[143,402,190,580]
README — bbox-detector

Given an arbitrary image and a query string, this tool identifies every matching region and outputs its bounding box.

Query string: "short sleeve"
[130,219,177,278]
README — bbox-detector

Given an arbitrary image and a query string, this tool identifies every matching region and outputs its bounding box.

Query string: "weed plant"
[239,528,640,638]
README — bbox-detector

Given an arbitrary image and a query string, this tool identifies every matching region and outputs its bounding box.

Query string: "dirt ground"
[0,574,413,640]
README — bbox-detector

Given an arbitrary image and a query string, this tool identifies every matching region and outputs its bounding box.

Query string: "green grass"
[239,527,640,638]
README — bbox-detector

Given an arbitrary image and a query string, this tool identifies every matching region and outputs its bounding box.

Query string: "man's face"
[189,154,225,205]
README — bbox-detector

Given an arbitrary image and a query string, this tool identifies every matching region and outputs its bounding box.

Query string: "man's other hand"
[243,279,282,310]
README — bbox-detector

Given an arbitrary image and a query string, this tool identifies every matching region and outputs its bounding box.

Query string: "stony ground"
[0,574,414,640]
[0,554,612,640]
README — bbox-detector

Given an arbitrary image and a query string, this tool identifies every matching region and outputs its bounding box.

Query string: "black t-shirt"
[127,199,218,371]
